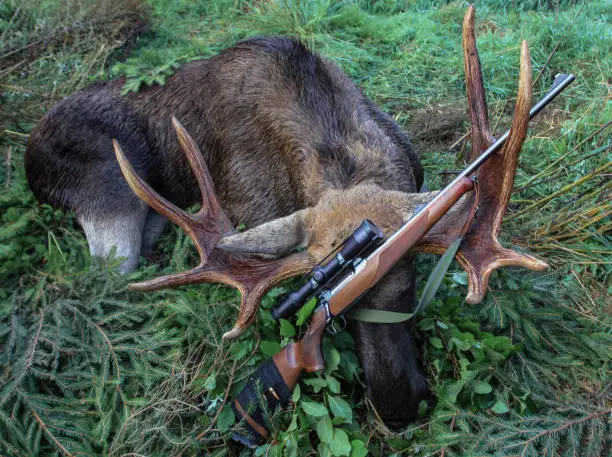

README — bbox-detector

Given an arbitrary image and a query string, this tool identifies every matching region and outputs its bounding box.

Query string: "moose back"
[26,36,430,425]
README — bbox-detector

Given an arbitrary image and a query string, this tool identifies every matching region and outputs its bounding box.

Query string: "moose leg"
[349,261,430,426]
[78,204,148,273]
[141,210,168,258]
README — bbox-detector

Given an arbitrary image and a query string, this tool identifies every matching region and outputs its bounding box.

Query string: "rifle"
[231,73,575,447]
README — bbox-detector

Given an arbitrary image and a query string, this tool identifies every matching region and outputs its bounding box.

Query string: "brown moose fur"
[25,36,429,425]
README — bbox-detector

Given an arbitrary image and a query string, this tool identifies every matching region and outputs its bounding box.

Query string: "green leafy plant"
[112,51,183,94]
[1,0,610,456]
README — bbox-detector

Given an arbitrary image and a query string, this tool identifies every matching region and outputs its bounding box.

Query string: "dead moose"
[25,7,546,426]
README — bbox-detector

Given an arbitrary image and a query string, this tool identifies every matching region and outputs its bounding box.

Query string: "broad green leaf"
[269,443,283,457]
[203,375,216,391]
[292,383,301,403]
[436,320,449,330]
[330,428,351,456]
[473,381,493,394]
[296,297,318,326]
[491,400,509,414]
[339,352,360,381]
[260,341,282,357]
[302,401,328,417]
[254,445,268,456]
[283,433,299,457]
[459,358,470,371]
[287,411,298,431]
[351,440,369,457]
[331,331,355,350]
[279,319,296,338]
[450,336,472,351]
[304,377,327,393]
[430,337,444,349]
[317,415,334,444]
[267,287,287,298]
[433,359,442,372]
[325,346,341,374]
[417,400,429,419]
[327,395,352,423]
[326,375,341,394]
[231,342,250,360]
[452,271,468,285]
[445,380,465,403]
[217,406,235,432]
[318,443,332,457]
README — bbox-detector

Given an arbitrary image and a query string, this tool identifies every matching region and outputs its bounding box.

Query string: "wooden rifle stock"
[231,73,575,446]
[232,308,328,447]
[272,308,328,389]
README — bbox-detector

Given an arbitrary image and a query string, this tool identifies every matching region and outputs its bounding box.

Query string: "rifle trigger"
[327,315,347,335]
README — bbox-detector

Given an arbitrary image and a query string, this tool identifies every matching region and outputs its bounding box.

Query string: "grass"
[1,0,610,456]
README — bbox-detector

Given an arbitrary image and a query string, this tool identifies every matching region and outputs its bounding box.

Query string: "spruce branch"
[31,408,74,457]
[61,301,122,385]
[172,359,238,457]
[0,311,45,408]
[512,410,611,457]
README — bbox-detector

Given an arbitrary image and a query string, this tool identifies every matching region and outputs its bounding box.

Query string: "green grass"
[1,0,610,456]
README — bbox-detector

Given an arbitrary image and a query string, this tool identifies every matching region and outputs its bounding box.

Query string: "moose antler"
[113,118,314,339]
[414,5,547,303]
[113,6,547,339]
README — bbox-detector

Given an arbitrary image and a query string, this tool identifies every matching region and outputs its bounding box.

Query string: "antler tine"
[126,266,239,291]
[460,19,546,303]
[113,140,196,231]
[223,253,314,339]
[115,121,315,339]
[463,4,495,158]
[128,249,312,339]
[495,41,532,224]
[461,40,546,303]
[172,117,233,231]
[115,119,236,266]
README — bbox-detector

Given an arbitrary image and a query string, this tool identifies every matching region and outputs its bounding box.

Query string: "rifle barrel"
[460,73,575,179]
[391,73,575,241]
[361,73,576,272]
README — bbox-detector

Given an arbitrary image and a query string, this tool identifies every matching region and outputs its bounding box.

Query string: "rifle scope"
[271,220,384,320]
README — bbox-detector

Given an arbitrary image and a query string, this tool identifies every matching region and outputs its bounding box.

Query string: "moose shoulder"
[26,36,429,425]
[26,37,424,267]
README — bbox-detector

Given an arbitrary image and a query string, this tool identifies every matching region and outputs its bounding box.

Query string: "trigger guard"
[327,315,347,334]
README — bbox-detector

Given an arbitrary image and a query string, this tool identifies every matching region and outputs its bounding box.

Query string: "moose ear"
[217,209,311,259]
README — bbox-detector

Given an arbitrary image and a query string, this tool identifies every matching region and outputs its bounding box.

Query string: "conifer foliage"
[1,0,610,456]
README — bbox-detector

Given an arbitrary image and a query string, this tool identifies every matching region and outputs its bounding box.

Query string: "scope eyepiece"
[271,220,383,320]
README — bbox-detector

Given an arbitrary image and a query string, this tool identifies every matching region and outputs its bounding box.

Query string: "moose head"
[113,5,545,341]
[111,5,547,427]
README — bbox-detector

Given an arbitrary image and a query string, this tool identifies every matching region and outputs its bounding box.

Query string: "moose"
[25,7,546,427]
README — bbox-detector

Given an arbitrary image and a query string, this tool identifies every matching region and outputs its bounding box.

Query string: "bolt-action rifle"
[231,73,575,447]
